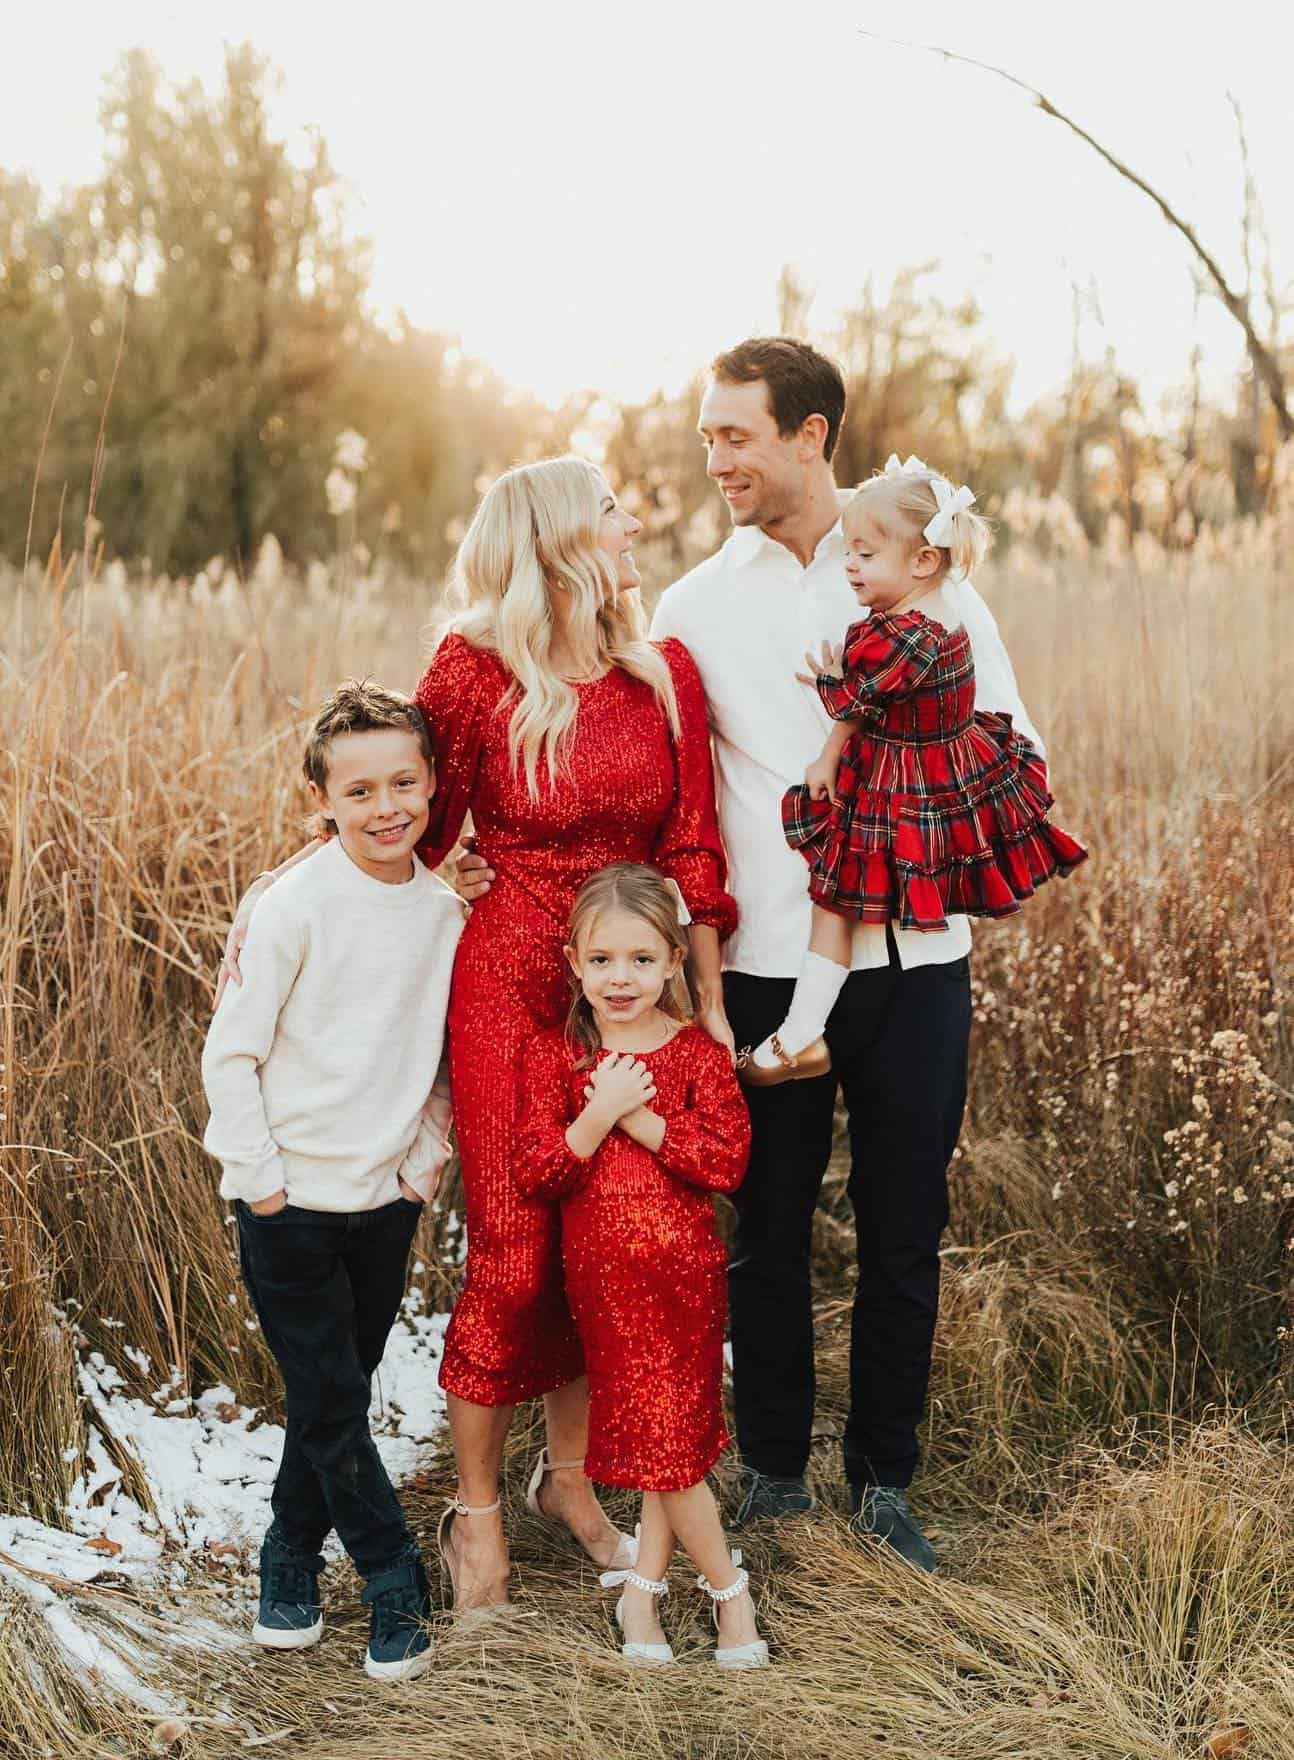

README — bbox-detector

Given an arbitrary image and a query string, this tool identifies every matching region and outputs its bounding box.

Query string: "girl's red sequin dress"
[782,609,1087,930]
[414,636,736,1407]
[515,1024,750,1491]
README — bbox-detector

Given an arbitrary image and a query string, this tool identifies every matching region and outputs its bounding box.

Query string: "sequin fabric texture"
[515,1023,750,1490]
[414,634,737,1408]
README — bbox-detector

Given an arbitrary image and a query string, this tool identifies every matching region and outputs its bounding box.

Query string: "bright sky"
[4,0,1291,414]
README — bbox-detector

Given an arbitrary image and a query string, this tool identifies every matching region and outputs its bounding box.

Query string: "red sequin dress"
[414,635,737,1407]
[515,1024,749,1491]
[782,609,1088,931]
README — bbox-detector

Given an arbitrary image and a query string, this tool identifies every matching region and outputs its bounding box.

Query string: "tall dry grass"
[0,488,1291,1755]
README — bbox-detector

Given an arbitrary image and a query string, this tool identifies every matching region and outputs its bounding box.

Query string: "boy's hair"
[710,336,847,462]
[565,863,692,1068]
[846,470,993,584]
[302,678,433,792]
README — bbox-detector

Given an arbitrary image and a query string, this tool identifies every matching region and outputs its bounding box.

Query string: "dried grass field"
[1,498,1291,1759]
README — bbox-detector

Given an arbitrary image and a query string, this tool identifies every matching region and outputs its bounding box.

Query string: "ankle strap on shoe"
[537,1449,585,1475]
[450,1496,501,1517]
[599,1566,669,1597]
[697,1551,749,1604]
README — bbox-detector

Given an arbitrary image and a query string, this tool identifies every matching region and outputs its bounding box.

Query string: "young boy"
[202,679,466,1682]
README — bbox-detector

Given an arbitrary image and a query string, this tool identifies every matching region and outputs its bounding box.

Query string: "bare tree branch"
[861,32,1293,440]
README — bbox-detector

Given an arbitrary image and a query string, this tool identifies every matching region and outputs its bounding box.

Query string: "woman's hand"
[397,1175,426,1206]
[694,1001,737,1066]
[586,1051,656,1123]
[451,837,495,904]
[795,639,843,687]
[213,874,275,1009]
[248,1190,288,1216]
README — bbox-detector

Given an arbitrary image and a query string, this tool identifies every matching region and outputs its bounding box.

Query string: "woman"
[219,458,736,1614]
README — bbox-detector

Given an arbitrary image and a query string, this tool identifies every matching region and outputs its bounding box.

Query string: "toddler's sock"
[751,951,849,1068]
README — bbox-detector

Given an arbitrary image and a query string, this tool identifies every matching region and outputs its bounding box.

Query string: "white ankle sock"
[752,951,849,1067]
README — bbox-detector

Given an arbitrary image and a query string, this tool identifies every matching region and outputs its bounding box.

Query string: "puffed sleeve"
[650,638,738,940]
[413,634,503,872]
[655,1036,751,1194]
[514,1033,594,1200]
[816,613,945,722]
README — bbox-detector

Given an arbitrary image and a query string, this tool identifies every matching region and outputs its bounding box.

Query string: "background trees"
[1,44,1289,574]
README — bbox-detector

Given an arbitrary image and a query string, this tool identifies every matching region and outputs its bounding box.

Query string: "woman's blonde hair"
[439,457,679,798]
[846,468,992,584]
[564,863,692,1068]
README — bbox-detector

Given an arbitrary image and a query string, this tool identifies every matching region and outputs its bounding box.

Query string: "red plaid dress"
[782,609,1087,931]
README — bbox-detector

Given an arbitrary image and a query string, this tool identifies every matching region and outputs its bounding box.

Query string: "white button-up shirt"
[649,499,1044,978]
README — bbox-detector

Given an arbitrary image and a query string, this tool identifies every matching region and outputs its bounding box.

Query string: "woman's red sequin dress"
[782,609,1087,931]
[414,636,736,1407]
[515,1024,749,1491]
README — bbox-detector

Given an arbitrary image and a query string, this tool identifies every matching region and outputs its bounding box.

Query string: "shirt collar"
[728,489,853,571]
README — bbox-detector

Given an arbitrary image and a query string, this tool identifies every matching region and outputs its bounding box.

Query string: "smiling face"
[308,727,434,884]
[594,474,643,594]
[565,906,683,1033]
[697,376,811,531]
[842,503,942,613]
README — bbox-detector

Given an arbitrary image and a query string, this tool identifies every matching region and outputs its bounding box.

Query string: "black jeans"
[236,1195,423,1580]
[724,948,971,1489]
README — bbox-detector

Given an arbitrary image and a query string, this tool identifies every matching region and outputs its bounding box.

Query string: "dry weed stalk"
[0,503,1290,1754]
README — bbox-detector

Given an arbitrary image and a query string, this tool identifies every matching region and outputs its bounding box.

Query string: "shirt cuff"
[399,1125,452,1202]
[218,1153,288,1205]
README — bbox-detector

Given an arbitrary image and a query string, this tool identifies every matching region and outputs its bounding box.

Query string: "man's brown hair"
[302,678,433,792]
[710,336,847,462]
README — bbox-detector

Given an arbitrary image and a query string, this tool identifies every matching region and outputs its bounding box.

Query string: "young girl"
[740,455,1088,1084]
[515,862,766,1668]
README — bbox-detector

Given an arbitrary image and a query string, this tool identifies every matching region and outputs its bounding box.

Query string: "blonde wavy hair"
[846,469,992,584]
[439,457,679,798]
[564,863,692,1068]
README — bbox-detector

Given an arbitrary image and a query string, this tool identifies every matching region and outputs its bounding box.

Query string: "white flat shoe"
[698,1550,770,1670]
[599,1565,674,1665]
[525,1448,638,1570]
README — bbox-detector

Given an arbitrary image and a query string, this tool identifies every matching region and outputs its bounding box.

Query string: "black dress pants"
[236,1195,422,1578]
[724,947,971,1489]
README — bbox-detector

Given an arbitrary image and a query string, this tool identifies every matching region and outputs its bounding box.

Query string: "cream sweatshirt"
[202,836,466,1211]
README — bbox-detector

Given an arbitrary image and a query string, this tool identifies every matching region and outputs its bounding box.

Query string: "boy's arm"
[397,1052,454,1204]
[201,900,305,1205]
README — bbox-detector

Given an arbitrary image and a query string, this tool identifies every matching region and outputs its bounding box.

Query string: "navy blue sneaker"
[253,1534,325,1650]
[848,1485,937,1573]
[362,1556,432,1682]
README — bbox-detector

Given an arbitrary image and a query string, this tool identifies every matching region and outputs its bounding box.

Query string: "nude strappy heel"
[524,1447,638,1570]
[598,1564,674,1664]
[436,1495,510,1617]
[697,1549,769,1670]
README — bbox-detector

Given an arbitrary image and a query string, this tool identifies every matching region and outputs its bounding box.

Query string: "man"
[648,337,1042,1569]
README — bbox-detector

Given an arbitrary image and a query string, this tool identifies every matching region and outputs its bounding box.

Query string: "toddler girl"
[515,862,766,1668]
[741,456,1087,1084]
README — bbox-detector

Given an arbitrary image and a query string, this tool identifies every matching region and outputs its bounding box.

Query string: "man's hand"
[248,1190,288,1216]
[397,1175,426,1206]
[450,838,495,904]
[213,874,275,1009]
[795,639,844,687]
[805,750,840,803]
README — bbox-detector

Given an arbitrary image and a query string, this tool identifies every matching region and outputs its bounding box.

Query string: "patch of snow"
[0,1282,452,1707]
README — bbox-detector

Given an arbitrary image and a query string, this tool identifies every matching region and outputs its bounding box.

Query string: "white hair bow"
[922,477,977,547]
[884,452,932,480]
[662,877,692,928]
